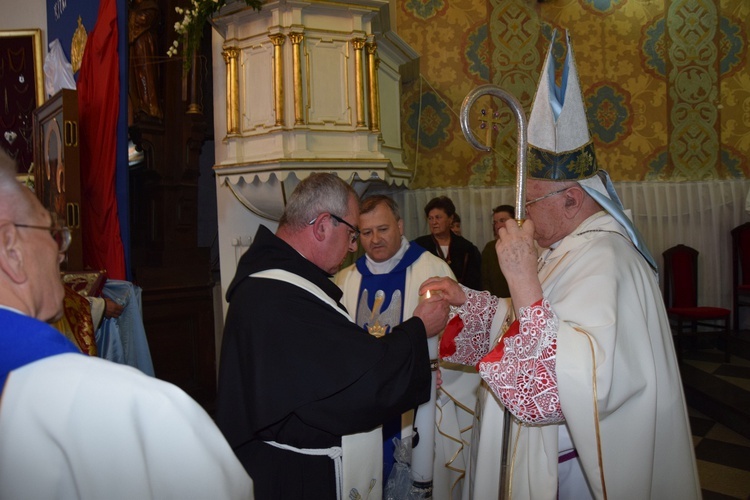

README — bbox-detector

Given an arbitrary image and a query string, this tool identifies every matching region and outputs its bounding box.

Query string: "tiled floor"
[690,406,750,499]
[684,343,750,499]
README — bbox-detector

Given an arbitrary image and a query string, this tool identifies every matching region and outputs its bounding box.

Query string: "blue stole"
[354,244,425,333]
[354,243,426,483]
[0,309,82,392]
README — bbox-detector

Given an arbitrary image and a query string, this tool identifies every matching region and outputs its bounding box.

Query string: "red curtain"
[77,0,126,279]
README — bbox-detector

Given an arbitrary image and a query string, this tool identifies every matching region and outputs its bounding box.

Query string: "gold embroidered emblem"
[71,16,88,74]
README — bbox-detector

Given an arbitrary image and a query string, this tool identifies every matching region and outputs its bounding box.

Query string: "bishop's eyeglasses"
[525,187,572,208]
[14,215,72,253]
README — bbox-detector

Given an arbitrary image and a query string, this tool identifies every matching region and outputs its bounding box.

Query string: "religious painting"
[32,89,83,270]
[0,29,45,174]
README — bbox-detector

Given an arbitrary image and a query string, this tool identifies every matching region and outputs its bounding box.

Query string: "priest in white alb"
[336,195,480,499]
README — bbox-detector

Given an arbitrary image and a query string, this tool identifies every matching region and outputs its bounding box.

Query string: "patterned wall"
[396,0,749,188]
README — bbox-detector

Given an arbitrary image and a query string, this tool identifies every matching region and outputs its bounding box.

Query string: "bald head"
[0,150,65,322]
[0,151,33,224]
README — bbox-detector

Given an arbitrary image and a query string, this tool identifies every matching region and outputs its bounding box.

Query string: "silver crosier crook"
[459,84,528,223]
[459,84,529,500]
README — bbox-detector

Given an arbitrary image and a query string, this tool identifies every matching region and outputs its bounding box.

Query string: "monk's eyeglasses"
[308,213,360,244]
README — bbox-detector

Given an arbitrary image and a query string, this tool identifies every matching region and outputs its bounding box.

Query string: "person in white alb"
[336,195,480,499]
[420,31,701,499]
[0,148,253,500]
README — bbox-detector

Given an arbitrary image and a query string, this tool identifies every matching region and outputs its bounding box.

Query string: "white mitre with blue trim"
[527,30,657,271]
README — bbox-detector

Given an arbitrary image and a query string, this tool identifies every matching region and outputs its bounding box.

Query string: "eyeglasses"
[14,218,72,253]
[309,213,360,244]
[525,187,571,208]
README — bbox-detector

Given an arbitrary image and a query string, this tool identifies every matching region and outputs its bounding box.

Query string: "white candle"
[411,288,437,494]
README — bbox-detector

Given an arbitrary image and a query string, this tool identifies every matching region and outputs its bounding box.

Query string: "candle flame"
[425,290,431,299]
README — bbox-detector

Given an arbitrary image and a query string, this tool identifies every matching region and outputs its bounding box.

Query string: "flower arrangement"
[168,0,262,70]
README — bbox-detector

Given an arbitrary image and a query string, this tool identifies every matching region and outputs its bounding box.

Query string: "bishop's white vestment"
[441,212,701,499]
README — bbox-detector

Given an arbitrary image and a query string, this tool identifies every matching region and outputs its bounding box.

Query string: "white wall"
[0,0,47,46]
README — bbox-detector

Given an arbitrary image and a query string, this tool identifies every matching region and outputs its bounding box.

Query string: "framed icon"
[0,29,45,173]
[33,88,82,270]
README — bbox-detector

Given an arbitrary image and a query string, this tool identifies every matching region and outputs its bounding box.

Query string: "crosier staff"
[459,85,528,500]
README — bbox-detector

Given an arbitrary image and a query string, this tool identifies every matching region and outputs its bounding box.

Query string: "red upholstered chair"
[662,244,730,363]
[731,222,750,331]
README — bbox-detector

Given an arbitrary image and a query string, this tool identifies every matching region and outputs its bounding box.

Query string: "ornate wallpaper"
[396,0,749,187]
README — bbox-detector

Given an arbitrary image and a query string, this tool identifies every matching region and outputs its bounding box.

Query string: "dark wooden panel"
[141,283,217,412]
[128,0,217,413]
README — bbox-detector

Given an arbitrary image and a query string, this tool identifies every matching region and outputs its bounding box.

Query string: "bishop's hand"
[496,217,543,311]
[418,276,466,307]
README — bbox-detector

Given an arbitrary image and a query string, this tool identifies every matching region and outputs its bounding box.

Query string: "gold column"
[222,47,240,136]
[289,32,305,125]
[269,33,286,127]
[366,41,380,132]
[352,38,366,128]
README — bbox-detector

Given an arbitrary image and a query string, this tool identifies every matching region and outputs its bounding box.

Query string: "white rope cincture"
[264,440,344,500]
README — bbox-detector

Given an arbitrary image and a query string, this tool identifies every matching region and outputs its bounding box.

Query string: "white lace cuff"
[479,299,564,425]
[442,286,499,365]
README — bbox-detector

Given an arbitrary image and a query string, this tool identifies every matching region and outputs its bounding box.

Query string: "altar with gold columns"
[211,0,417,316]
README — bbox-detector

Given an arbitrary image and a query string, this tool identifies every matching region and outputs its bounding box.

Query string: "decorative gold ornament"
[367,321,386,338]
[366,41,379,132]
[269,33,285,127]
[70,16,87,74]
[352,38,366,128]
[222,47,240,136]
[289,32,305,125]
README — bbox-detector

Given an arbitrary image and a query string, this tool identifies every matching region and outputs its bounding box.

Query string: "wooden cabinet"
[32,89,82,271]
